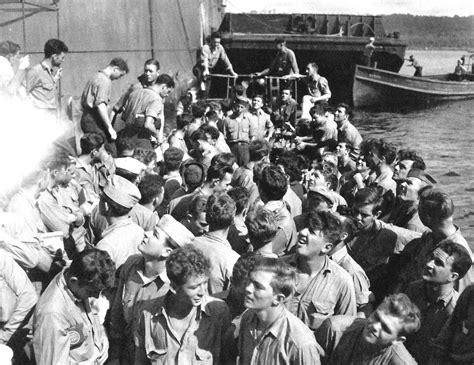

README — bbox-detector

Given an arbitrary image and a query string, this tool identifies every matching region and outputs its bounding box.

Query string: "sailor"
[406,55,423,77]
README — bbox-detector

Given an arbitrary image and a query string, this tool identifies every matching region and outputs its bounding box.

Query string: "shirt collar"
[157,292,212,319]
[423,282,457,306]
[59,270,85,306]
[330,246,348,264]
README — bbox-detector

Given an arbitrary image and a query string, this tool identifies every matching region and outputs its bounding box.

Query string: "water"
[351,50,474,247]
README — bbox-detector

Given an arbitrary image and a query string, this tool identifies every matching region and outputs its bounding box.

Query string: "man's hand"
[108,127,117,141]
[296,142,306,150]
[203,69,210,78]
[54,68,63,82]
[230,70,238,78]
[18,55,30,70]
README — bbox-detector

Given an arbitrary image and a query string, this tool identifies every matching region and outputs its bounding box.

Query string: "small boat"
[353,59,474,108]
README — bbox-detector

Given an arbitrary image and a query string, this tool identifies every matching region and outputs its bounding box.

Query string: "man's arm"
[97,102,117,140]
[0,255,38,344]
[33,312,72,365]
[264,114,275,140]
[289,50,299,75]
[219,47,238,77]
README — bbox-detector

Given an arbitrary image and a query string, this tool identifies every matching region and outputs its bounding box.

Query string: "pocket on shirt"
[41,82,55,91]
[148,348,167,362]
[194,348,213,364]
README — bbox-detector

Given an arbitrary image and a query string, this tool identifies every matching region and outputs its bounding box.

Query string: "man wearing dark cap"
[254,37,299,77]
[96,175,144,268]
[223,98,254,166]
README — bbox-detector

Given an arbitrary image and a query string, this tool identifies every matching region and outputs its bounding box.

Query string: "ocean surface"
[352,49,474,247]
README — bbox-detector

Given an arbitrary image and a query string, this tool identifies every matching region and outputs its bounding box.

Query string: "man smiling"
[316,293,420,364]
[135,245,230,364]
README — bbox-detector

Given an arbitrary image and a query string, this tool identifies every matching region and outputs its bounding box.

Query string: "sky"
[225,0,474,17]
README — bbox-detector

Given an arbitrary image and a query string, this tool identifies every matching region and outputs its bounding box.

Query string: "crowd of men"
[0,35,473,365]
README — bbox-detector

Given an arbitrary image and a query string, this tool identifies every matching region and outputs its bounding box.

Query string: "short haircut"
[68,249,116,291]
[200,124,220,141]
[46,152,71,172]
[0,40,20,56]
[156,74,175,88]
[231,252,259,287]
[258,165,288,201]
[205,110,219,123]
[309,103,326,117]
[281,88,292,95]
[361,138,397,165]
[133,148,157,166]
[80,133,104,154]
[274,37,286,44]
[163,147,184,172]
[304,210,342,243]
[166,244,210,287]
[189,194,208,217]
[246,206,278,248]
[397,149,426,170]
[353,187,383,214]
[276,151,302,183]
[206,163,233,183]
[378,294,421,336]
[44,38,68,58]
[211,31,221,39]
[249,139,271,162]
[253,161,271,186]
[176,113,193,130]
[252,94,264,102]
[110,57,129,73]
[210,153,236,170]
[116,137,136,157]
[144,58,160,70]
[336,103,353,120]
[206,193,236,231]
[227,187,250,215]
[307,62,318,71]
[138,174,163,204]
[418,186,454,220]
[252,257,296,298]
[435,241,472,279]
[192,102,207,118]
[207,101,222,112]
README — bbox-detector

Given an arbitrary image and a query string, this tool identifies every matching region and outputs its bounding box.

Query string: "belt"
[229,141,249,145]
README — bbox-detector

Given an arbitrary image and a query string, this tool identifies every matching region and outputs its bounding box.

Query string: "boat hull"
[353,66,474,108]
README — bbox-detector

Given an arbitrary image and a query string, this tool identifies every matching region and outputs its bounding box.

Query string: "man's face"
[365,148,382,169]
[197,138,211,153]
[334,106,347,123]
[352,203,377,231]
[159,85,173,98]
[252,97,263,110]
[276,42,284,51]
[356,156,369,173]
[233,103,246,116]
[422,248,456,284]
[244,270,277,311]
[336,143,349,158]
[311,112,327,127]
[281,90,291,102]
[213,172,232,194]
[144,64,159,84]
[111,67,126,80]
[92,144,108,163]
[51,52,66,67]
[296,228,328,258]
[175,274,209,307]
[54,165,74,186]
[362,307,405,348]
[210,37,221,49]
[306,65,315,76]
[393,159,414,180]
[399,177,424,202]
[138,229,168,258]
[191,212,209,235]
